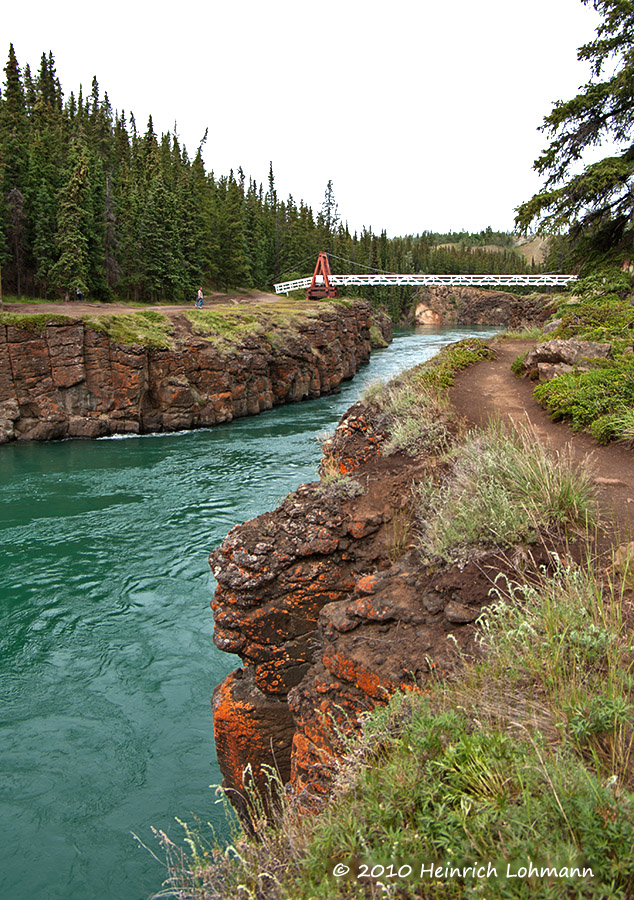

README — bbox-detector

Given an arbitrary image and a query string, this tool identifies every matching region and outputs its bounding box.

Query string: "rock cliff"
[414,285,555,327]
[0,302,390,443]
[210,396,519,811]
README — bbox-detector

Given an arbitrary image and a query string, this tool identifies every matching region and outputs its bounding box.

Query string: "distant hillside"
[513,236,548,265]
[433,236,548,266]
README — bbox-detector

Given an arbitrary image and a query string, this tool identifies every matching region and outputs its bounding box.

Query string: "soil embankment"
[0,298,391,443]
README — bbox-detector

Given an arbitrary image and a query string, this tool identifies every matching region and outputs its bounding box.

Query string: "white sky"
[4,0,603,237]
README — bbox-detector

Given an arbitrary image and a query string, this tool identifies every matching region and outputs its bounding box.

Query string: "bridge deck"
[274,273,576,293]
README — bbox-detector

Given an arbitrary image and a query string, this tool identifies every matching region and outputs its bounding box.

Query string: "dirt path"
[0,290,281,319]
[450,339,634,541]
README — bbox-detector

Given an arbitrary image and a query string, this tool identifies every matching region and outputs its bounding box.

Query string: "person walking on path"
[195,288,204,309]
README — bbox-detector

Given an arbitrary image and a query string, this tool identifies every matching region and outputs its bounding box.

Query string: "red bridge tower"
[306,252,339,300]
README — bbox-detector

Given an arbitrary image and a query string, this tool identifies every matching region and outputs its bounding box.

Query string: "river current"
[0,325,497,900]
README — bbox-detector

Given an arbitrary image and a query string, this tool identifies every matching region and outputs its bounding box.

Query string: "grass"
[418,420,597,562]
[0,307,175,346]
[185,299,367,350]
[361,338,494,459]
[159,554,634,898]
[503,324,549,341]
[186,308,266,348]
[0,311,75,332]
[414,337,495,390]
[84,310,174,347]
[365,378,453,458]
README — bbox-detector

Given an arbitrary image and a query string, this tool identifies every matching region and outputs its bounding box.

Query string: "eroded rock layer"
[415,285,554,327]
[0,302,390,443]
[210,400,518,809]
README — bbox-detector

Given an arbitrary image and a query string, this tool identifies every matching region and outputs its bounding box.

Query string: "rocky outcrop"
[0,302,390,443]
[414,286,555,327]
[210,401,518,811]
[520,338,613,381]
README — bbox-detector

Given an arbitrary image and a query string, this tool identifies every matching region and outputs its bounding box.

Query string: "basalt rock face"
[210,401,516,810]
[0,303,388,443]
[414,286,555,327]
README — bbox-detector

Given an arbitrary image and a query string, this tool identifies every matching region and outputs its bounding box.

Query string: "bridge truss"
[274,253,577,297]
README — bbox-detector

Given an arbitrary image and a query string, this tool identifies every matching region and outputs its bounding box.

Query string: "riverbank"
[0,325,495,900]
[0,296,391,443]
[194,333,634,899]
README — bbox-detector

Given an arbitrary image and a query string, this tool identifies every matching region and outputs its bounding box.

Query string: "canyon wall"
[414,285,555,327]
[0,302,390,443]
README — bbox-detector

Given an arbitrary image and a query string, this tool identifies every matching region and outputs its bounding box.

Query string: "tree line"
[0,45,538,315]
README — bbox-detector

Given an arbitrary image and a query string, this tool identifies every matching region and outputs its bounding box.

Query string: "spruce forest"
[0,45,540,317]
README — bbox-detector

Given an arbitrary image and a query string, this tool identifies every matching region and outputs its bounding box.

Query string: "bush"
[534,357,634,442]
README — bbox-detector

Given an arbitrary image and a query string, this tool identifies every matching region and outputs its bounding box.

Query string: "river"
[0,325,497,900]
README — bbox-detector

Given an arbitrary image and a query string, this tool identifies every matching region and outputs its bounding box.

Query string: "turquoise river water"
[0,325,497,900]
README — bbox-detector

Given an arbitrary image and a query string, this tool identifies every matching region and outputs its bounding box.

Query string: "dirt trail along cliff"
[450,339,634,537]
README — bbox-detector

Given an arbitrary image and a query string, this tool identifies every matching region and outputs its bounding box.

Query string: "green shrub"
[534,356,634,441]
[511,351,527,377]
[294,699,634,899]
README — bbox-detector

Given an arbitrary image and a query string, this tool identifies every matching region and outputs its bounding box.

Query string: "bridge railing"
[274,273,577,294]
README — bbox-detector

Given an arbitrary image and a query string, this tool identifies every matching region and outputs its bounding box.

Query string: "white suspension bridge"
[274,252,577,299]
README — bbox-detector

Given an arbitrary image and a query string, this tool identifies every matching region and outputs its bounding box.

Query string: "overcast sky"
[4,0,603,237]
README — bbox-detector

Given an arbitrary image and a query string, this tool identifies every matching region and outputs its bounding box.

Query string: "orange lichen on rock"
[209,370,523,817]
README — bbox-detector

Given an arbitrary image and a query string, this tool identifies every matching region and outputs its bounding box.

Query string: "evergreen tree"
[50,140,91,298]
[139,175,184,301]
[0,44,29,291]
[516,0,634,262]
[211,173,249,291]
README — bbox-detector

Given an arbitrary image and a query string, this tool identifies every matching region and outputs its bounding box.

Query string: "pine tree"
[139,175,185,301]
[50,140,91,298]
[0,44,29,292]
[516,0,634,262]
[211,173,249,290]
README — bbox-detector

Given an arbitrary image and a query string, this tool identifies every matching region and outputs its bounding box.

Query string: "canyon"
[0,301,391,443]
[414,285,555,327]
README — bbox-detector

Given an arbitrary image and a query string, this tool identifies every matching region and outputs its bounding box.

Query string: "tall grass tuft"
[477,556,634,788]
[419,420,597,560]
